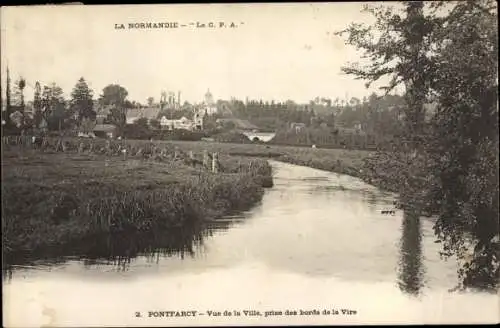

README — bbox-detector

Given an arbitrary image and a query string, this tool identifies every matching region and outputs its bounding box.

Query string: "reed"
[2,148,271,256]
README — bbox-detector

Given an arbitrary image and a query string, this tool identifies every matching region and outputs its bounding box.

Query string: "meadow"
[1,139,273,258]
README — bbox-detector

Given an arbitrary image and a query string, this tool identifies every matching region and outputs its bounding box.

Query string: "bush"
[213,131,252,144]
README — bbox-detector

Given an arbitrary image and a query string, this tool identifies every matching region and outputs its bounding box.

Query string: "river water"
[3,161,499,326]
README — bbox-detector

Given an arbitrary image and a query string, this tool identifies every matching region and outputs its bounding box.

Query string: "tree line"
[2,75,135,136]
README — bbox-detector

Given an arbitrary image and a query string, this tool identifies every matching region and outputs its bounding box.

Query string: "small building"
[160,116,195,131]
[93,124,117,138]
[353,121,363,131]
[290,122,306,133]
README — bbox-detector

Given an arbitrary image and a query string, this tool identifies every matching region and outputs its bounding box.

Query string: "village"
[2,73,410,150]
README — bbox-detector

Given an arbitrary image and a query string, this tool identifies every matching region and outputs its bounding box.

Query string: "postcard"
[2,2,499,327]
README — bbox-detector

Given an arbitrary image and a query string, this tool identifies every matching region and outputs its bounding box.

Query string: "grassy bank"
[161,140,376,186]
[2,147,272,257]
[3,135,369,181]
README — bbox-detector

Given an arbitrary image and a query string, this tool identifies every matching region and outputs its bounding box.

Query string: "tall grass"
[2,148,272,256]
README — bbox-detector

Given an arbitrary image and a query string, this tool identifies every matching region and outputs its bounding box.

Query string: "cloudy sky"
[1,3,398,105]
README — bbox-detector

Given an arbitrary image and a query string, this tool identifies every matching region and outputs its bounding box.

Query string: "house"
[93,124,117,139]
[353,121,363,131]
[290,122,306,133]
[336,126,367,136]
[95,104,112,124]
[160,116,195,131]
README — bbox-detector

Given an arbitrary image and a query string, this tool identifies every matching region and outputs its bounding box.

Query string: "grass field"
[2,146,273,258]
[163,140,373,180]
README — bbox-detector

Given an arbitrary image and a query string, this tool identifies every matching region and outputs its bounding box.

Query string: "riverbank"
[2,148,273,258]
[161,140,392,191]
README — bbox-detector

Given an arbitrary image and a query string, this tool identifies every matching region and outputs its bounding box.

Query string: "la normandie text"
[115,21,241,30]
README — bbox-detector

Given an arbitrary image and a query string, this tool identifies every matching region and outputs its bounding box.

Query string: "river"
[3,161,498,326]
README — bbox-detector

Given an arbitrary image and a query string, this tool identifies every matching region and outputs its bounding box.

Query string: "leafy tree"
[80,117,96,134]
[70,77,95,122]
[17,77,26,111]
[5,67,12,127]
[426,0,498,290]
[338,0,499,290]
[150,118,161,130]
[33,82,43,129]
[134,117,149,128]
[99,84,129,135]
[147,97,154,107]
[41,83,67,132]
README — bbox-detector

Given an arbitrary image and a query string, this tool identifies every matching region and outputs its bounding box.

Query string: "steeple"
[204,88,214,105]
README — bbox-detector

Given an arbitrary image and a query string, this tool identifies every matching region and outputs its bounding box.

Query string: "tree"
[134,117,149,128]
[426,0,498,290]
[150,118,161,130]
[17,77,26,111]
[338,1,499,290]
[70,77,95,122]
[99,84,129,135]
[80,117,96,135]
[40,83,67,131]
[147,97,154,107]
[33,82,43,129]
[337,2,437,148]
[4,67,12,128]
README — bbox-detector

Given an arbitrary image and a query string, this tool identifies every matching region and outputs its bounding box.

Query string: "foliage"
[425,0,499,290]
[41,83,70,132]
[2,149,271,257]
[337,0,499,290]
[147,97,154,107]
[70,77,95,121]
[212,131,252,144]
[5,67,12,128]
[150,119,161,130]
[123,119,152,140]
[33,82,44,129]
[99,84,130,135]
[16,77,26,109]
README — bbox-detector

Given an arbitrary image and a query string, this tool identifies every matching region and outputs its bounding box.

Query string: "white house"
[160,116,195,130]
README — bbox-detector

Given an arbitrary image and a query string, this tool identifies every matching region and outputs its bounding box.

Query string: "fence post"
[189,150,195,166]
[105,140,111,156]
[203,150,210,168]
[212,152,219,173]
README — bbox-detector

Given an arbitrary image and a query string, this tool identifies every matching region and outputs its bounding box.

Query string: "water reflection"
[3,216,245,278]
[398,210,424,296]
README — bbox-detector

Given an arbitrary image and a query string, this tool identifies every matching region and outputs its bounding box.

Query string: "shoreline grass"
[2,147,272,259]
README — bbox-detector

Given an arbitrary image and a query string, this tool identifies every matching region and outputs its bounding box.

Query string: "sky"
[1,3,401,105]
